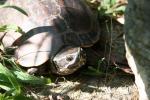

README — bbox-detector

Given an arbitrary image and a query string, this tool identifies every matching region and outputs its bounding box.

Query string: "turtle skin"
[0,0,100,75]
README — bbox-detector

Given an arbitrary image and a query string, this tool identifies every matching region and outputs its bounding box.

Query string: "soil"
[26,71,138,100]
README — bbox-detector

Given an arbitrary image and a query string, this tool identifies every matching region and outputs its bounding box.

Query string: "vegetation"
[98,0,126,17]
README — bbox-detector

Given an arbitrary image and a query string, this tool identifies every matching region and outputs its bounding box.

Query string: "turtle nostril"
[66,56,73,62]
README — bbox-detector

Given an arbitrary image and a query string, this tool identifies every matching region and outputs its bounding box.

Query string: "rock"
[124,0,150,99]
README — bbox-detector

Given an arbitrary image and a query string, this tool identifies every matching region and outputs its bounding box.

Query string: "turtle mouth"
[51,47,86,75]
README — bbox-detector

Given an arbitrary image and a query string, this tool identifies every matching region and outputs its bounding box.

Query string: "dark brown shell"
[0,0,100,67]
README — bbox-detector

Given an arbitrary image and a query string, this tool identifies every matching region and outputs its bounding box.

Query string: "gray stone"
[124,0,150,99]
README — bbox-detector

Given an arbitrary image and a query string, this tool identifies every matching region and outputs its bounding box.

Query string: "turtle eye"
[66,56,73,62]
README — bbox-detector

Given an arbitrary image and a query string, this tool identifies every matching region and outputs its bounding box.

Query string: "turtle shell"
[56,0,100,47]
[0,0,100,67]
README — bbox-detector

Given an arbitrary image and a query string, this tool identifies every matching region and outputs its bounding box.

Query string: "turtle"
[0,0,100,75]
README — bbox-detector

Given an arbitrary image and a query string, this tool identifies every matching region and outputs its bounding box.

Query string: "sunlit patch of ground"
[27,73,138,100]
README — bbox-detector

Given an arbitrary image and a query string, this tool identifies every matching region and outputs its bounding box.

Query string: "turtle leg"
[125,0,150,99]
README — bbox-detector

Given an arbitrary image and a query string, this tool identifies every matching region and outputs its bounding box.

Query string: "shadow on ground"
[27,69,138,100]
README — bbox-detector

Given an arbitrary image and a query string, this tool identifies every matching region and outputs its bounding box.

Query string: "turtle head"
[51,47,86,75]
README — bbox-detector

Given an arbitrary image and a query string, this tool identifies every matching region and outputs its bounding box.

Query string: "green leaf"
[1,56,50,85]
[0,93,13,100]
[105,8,114,14]
[0,5,28,16]
[114,6,126,12]
[0,93,31,100]
[0,63,21,95]
[0,82,12,91]
[103,0,110,5]
[0,73,13,91]
[104,5,126,14]
[81,66,102,76]
[110,0,116,6]
[12,70,51,85]
[0,24,24,33]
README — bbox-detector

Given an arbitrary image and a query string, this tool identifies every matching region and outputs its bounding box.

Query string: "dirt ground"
[26,71,138,100]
